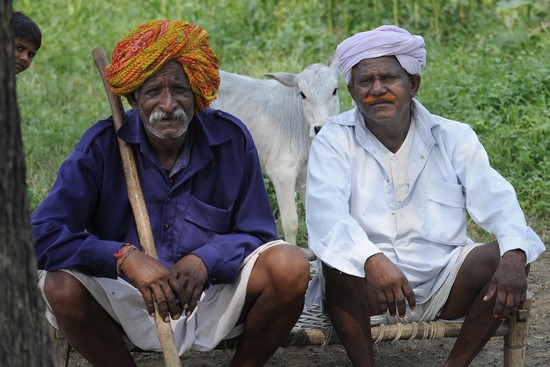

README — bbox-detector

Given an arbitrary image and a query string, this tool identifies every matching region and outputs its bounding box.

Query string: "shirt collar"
[115,108,233,177]
[116,108,233,148]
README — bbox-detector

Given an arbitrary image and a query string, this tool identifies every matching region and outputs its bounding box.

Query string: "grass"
[14,0,549,247]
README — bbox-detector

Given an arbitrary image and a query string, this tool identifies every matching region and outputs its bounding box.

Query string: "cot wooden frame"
[49,291,532,367]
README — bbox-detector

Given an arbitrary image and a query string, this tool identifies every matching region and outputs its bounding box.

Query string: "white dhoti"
[38,240,286,355]
[308,243,481,325]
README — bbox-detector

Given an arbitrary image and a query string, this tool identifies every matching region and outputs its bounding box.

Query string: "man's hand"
[119,250,179,322]
[365,253,416,317]
[168,255,208,317]
[483,249,527,320]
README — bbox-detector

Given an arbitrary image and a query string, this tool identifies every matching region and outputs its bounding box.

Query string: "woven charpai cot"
[49,284,532,367]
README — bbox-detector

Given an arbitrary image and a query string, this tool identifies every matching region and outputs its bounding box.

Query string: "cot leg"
[49,324,71,367]
[503,291,532,367]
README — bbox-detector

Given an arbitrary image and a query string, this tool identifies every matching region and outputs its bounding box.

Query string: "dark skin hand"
[366,248,526,321]
[484,249,527,319]
[120,250,208,322]
[365,253,416,317]
[169,254,209,317]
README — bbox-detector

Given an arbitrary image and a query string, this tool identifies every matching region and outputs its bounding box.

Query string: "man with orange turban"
[33,20,309,366]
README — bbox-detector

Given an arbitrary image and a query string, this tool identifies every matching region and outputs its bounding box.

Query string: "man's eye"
[144,89,160,96]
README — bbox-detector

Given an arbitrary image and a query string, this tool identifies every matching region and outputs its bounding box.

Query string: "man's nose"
[371,78,386,94]
[159,90,177,112]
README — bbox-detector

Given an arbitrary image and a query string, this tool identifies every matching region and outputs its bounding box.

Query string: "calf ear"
[264,72,297,88]
[328,51,341,78]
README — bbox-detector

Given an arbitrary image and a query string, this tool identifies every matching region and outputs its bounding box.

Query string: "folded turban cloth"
[336,25,426,83]
[105,20,219,113]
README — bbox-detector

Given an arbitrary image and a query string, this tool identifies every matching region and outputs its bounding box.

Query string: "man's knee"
[323,263,363,292]
[460,242,501,283]
[322,263,369,306]
[44,271,91,313]
[256,244,310,297]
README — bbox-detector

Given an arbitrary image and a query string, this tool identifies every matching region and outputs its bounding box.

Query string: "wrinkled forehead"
[141,61,190,86]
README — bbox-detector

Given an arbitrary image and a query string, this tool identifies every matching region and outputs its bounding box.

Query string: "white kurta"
[305,99,545,305]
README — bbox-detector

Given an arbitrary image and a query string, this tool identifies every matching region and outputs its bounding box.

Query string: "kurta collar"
[347,99,439,153]
[410,99,438,150]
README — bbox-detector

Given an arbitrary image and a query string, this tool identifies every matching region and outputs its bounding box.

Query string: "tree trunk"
[0,1,54,366]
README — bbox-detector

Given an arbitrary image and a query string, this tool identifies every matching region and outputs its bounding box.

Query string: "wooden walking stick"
[92,47,182,367]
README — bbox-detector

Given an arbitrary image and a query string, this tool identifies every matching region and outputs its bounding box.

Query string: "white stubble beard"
[144,107,193,140]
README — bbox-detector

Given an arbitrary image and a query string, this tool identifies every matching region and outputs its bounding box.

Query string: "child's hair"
[11,11,42,50]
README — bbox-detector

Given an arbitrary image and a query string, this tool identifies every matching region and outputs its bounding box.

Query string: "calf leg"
[266,167,299,246]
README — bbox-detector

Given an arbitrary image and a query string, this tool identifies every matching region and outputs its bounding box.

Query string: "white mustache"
[149,108,189,123]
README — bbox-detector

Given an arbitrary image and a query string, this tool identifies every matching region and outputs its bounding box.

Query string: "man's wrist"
[502,249,527,264]
[113,243,138,274]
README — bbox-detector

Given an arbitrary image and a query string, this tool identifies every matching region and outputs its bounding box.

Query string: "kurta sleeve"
[449,124,545,263]
[306,123,382,277]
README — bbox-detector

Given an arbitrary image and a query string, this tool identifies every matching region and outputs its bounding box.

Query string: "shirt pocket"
[184,194,232,234]
[423,179,467,244]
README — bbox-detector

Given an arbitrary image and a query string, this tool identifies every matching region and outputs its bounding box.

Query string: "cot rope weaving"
[282,303,510,347]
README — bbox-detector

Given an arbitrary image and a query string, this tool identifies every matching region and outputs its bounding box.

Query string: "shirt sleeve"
[450,124,545,263]
[32,147,123,278]
[31,119,135,278]
[306,124,382,277]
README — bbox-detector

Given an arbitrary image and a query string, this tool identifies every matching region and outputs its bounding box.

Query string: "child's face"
[15,37,38,74]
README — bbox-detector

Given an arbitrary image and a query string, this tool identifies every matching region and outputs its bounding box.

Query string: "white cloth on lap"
[310,243,481,325]
[38,240,286,355]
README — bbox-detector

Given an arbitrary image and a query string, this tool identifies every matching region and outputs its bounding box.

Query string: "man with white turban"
[305,25,544,366]
[33,20,310,366]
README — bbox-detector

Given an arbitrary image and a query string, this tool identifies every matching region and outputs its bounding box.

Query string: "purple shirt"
[32,108,277,284]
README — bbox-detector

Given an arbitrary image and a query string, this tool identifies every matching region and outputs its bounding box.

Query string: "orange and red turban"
[105,20,219,112]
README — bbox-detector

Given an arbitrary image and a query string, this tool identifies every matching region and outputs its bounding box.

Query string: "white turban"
[336,25,426,83]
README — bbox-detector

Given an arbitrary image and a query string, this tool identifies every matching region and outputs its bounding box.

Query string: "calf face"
[264,61,340,138]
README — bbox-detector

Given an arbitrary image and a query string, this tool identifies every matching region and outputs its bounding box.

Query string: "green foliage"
[14,0,549,247]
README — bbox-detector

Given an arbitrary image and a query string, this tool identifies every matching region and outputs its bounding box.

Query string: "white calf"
[212,59,340,248]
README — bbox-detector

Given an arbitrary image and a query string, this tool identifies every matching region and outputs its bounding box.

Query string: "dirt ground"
[66,251,550,367]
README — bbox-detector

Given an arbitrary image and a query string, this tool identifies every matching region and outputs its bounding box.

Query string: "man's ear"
[410,74,421,98]
[125,91,139,109]
[346,82,357,102]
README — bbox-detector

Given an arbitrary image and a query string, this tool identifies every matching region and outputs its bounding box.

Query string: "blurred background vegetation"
[14,0,549,248]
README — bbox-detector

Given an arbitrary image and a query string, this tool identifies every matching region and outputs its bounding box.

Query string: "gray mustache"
[150,108,188,123]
